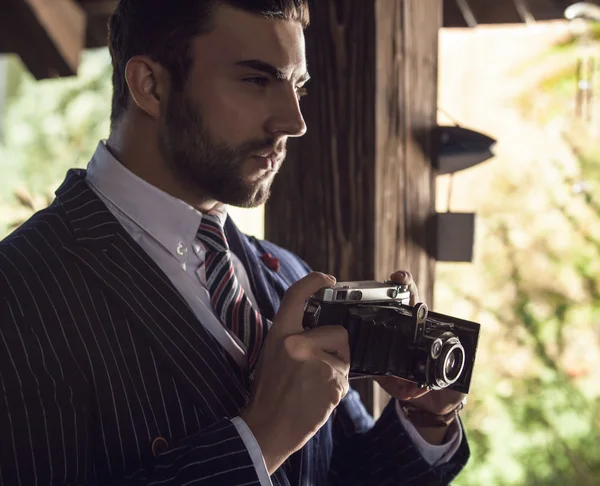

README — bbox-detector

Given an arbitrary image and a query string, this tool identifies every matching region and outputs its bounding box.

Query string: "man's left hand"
[375,271,466,416]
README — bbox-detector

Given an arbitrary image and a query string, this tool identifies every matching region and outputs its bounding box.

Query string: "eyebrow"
[234,59,311,83]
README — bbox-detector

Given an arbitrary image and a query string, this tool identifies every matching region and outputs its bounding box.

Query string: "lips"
[254,151,282,160]
[252,151,284,171]
[253,150,276,158]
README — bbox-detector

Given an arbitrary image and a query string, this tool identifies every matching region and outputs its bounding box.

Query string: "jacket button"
[152,437,169,457]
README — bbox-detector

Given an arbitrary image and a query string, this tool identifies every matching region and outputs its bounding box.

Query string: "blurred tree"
[446,24,600,486]
[0,48,112,235]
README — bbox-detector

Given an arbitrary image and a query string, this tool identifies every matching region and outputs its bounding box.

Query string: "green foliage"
[0,49,112,234]
[445,28,600,486]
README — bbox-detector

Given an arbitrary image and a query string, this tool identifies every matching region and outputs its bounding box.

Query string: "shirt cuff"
[230,416,273,486]
[395,399,463,466]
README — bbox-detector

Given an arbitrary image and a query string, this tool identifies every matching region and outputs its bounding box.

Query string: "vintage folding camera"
[302,281,480,393]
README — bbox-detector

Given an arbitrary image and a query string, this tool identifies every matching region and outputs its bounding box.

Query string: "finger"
[303,326,350,364]
[314,349,351,379]
[410,390,466,415]
[309,358,350,402]
[285,327,350,366]
[285,334,350,377]
[397,381,429,400]
[273,272,336,337]
[390,270,413,285]
[390,270,420,306]
[377,376,429,400]
[409,283,420,306]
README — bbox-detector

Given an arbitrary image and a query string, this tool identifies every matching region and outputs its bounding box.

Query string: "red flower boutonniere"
[260,253,280,273]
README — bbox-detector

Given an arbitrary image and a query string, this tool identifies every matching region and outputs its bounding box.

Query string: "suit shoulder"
[1,199,72,246]
[0,202,74,291]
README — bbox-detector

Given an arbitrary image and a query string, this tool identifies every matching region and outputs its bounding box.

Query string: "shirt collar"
[86,141,228,258]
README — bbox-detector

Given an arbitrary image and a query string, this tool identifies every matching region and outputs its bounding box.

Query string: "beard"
[157,89,282,208]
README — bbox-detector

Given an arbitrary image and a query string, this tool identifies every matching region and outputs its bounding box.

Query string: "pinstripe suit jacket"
[0,170,469,485]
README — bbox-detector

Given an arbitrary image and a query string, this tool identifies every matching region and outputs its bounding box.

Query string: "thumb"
[272,272,336,338]
[390,270,420,306]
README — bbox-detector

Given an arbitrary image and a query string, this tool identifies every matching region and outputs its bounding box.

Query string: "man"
[0,1,470,484]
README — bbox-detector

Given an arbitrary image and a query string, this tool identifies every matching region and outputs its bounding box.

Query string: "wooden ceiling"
[0,0,116,79]
[0,0,597,80]
[444,0,600,27]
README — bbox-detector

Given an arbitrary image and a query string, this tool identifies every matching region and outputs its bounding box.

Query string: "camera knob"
[387,288,399,299]
[350,290,363,301]
[413,303,428,321]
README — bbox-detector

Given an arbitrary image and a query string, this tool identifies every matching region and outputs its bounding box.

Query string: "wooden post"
[265,0,440,417]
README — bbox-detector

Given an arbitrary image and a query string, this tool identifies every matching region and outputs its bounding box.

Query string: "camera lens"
[444,349,460,381]
[441,344,465,384]
[429,335,466,389]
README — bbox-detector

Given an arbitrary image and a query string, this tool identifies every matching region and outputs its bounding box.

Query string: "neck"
[107,114,220,213]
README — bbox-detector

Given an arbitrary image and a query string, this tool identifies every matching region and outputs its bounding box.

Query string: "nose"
[265,86,307,138]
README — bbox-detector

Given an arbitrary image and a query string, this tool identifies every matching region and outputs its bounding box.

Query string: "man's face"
[157,5,308,208]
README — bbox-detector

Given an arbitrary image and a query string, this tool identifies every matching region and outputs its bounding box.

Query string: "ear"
[124,56,169,119]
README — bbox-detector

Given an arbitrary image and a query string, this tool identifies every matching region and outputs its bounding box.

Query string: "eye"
[244,77,269,88]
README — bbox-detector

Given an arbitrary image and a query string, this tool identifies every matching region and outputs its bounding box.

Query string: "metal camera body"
[302,280,480,394]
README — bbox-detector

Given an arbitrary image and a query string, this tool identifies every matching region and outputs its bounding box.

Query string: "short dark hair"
[108,0,310,127]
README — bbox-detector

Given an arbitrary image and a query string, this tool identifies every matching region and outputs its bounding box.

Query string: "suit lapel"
[56,170,249,419]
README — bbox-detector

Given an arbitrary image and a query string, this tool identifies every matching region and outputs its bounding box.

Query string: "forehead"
[191,5,307,76]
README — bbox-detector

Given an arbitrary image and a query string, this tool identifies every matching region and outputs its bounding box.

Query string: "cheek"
[200,81,266,141]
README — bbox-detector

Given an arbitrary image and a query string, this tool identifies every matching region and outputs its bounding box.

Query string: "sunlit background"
[1,16,600,486]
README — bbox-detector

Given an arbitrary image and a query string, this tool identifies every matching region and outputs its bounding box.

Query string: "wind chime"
[564,3,600,196]
[565,2,600,123]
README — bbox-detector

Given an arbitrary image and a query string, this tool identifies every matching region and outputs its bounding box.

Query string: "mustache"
[240,138,286,157]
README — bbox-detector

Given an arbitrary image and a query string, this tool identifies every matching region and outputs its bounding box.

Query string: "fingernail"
[326,274,336,283]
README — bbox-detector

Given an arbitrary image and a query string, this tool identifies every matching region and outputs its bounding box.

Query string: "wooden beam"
[524,0,573,21]
[441,0,600,27]
[467,0,523,24]
[265,0,440,416]
[0,0,86,79]
[443,0,471,27]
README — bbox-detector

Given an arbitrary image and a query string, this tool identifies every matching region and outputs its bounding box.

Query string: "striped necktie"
[197,212,269,368]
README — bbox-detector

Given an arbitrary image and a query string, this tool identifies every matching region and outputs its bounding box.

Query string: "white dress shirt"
[85,141,461,485]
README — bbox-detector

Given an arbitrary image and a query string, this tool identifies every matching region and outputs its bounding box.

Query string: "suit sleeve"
[0,295,263,486]
[328,388,470,486]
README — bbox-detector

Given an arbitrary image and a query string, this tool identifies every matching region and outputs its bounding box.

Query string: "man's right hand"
[240,272,350,475]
